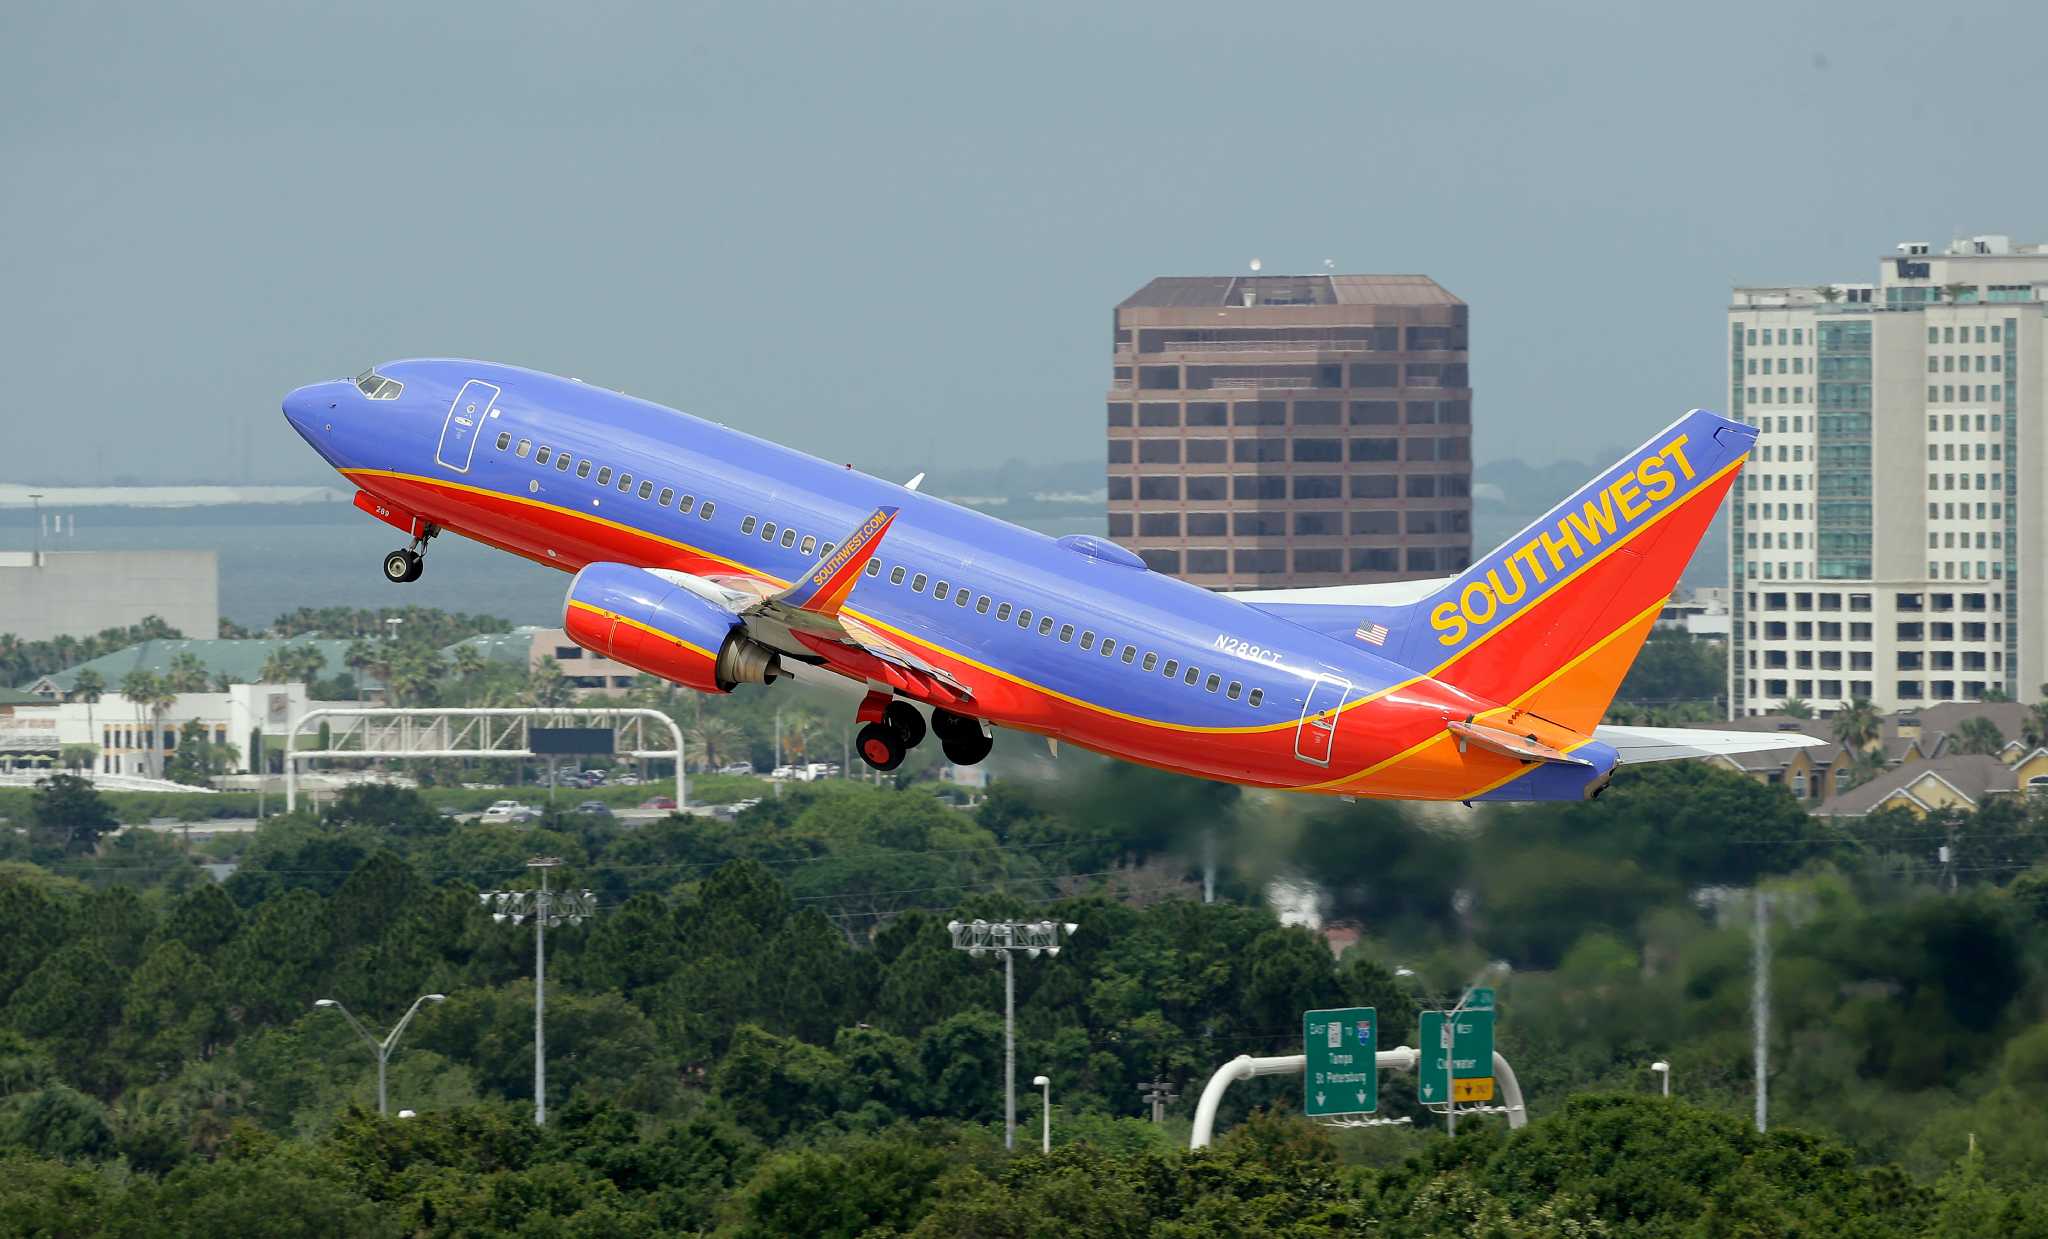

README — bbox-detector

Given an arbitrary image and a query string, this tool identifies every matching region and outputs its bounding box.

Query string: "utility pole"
[946,919,1080,1150]
[1752,888,1770,1133]
[1201,828,1216,904]
[312,993,445,1115]
[482,857,595,1125]
[1138,1079,1179,1123]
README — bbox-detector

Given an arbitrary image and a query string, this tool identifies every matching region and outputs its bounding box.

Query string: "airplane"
[283,360,1820,802]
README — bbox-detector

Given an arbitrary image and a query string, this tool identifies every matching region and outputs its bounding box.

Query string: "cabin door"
[1294,674,1352,766]
[436,379,500,473]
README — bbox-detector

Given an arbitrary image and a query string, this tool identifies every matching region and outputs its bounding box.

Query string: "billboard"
[530,727,614,756]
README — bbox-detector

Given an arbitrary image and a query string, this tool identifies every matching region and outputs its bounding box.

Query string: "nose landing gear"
[381,525,439,584]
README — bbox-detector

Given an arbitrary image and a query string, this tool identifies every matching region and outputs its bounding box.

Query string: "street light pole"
[1032,1075,1051,1153]
[946,918,1080,1150]
[481,857,596,1126]
[1650,1060,1671,1097]
[313,993,446,1116]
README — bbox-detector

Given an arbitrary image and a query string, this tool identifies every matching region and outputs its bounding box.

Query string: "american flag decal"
[1355,622,1388,646]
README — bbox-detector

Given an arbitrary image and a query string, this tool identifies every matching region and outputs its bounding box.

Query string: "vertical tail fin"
[1385,409,1753,731]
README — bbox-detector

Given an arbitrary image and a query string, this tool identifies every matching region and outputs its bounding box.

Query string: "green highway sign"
[1303,1007,1377,1117]
[1464,986,1496,1012]
[1418,1008,1497,1106]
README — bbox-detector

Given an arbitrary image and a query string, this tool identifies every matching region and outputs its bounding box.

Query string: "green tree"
[28,773,115,855]
[165,651,212,693]
[165,720,237,786]
[2025,685,2048,750]
[1775,696,1813,719]
[69,668,105,751]
[1835,696,1884,751]
[526,655,574,707]
[1952,716,2007,756]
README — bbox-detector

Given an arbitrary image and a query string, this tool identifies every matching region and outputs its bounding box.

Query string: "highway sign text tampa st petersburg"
[1303,1007,1378,1117]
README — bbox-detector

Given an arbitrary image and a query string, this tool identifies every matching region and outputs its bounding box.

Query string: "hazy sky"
[5,1,2045,484]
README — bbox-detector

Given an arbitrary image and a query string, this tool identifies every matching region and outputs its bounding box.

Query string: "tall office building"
[1108,274,1473,589]
[1729,234,2046,716]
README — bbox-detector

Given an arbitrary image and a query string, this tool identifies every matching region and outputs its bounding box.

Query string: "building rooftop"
[445,626,550,665]
[22,638,384,696]
[1119,274,1463,309]
[1814,753,2030,817]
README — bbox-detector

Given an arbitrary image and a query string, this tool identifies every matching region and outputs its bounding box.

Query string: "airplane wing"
[733,505,974,703]
[1593,725,1829,764]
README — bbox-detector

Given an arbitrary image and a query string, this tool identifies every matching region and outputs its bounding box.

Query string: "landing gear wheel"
[940,727,993,766]
[930,708,975,744]
[383,549,423,583]
[884,701,927,749]
[857,722,906,772]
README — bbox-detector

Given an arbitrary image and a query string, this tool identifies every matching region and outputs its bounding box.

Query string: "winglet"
[774,506,899,617]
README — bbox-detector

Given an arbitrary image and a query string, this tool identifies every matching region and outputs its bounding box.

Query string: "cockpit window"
[353,368,403,400]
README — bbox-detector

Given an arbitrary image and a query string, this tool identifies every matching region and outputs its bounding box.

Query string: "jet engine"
[562,562,784,693]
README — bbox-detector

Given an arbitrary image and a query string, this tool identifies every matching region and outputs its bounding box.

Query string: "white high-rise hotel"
[1729,234,2044,717]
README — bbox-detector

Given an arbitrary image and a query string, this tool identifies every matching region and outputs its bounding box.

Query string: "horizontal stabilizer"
[1594,725,1829,765]
[1448,719,1595,767]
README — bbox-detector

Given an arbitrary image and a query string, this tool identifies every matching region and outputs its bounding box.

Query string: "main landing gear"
[855,700,928,773]
[381,525,439,584]
[853,701,994,773]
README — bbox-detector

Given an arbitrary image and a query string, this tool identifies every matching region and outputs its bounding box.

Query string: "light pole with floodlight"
[1650,1060,1670,1097]
[1032,1075,1051,1153]
[312,993,446,1116]
[945,918,1080,1150]
[480,857,596,1126]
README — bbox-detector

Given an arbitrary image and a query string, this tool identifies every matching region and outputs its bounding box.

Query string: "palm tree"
[387,646,447,708]
[686,716,743,771]
[71,669,105,754]
[452,644,487,681]
[119,669,161,776]
[165,651,211,693]
[527,656,575,707]
[1773,697,1813,719]
[1832,697,1883,754]
[257,647,292,685]
[1951,716,2005,757]
[284,644,327,686]
[779,709,826,765]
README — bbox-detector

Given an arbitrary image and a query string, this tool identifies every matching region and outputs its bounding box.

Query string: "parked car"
[573,800,613,818]
[770,765,799,780]
[481,800,539,823]
[718,762,756,776]
[640,796,677,810]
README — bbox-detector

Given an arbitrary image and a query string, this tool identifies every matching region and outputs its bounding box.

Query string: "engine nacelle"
[563,563,783,694]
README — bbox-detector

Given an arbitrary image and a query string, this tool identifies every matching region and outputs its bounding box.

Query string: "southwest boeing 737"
[283,360,1816,801]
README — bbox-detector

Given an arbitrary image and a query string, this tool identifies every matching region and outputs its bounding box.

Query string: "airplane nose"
[282,381,344,439]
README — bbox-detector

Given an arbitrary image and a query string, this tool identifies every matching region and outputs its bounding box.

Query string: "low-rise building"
[20,637,382,699]
[1697,700,2035,805]
[448,625,642,697]
[0,682,327,775]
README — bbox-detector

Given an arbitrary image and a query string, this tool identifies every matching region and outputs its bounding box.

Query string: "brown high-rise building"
[1108,273,1473,589]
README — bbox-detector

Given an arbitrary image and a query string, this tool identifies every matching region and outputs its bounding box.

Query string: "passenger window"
[678,494,694,512]
[761,522,776,541]
[865,560,880,577]
[976,596,991,614]
[955,591,970,607]
[556,453,571,472]
[741,516,757,534]
[1099,638,1115,657]
[516,438,531,458]
[912,573,928,592]
[1163,659,1178,677]
[996,603,1011,621]
[496,432,512,450]
[1142,653,1157,671]
[822,543,835,556]
[781,528,797,548]
[1058,624,1074,642]
[638,481,654,500]
[801,536,817,555]
[1248,688,1264,707]
[1123,647,1137,665]
[1205,674,1220,693]
[934,581,950,600]
[536,446,552,465]
[576,460,592,479]
[1184,666,1199,685]
[700,501,715,519]
[617,473,632,492]
[1034,615,1049,634]
[1227,681,1241,700]
[596,467,613,486]
[1080,631,1095,650]
[890,566,906,585]
[659,487,674,506]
